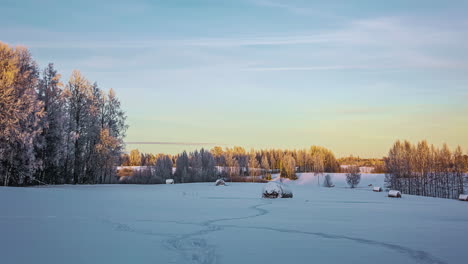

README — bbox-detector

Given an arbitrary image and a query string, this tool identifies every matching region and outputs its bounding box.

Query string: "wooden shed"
[459,194,468,201]
[388,190,402,198]
[373,186,383,192]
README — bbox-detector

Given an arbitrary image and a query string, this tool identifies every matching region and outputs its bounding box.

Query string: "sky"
[1,0,468,157]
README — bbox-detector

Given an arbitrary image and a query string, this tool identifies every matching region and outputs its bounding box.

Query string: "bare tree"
[249,151,260,182]
[129,149,142,166]
[280,154,296,180]
[385,140,465,199]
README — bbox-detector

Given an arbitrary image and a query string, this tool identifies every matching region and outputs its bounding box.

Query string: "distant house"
[340,165,375,173]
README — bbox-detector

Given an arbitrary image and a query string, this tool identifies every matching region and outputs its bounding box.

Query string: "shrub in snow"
[323,174,334,188]
[215,179,226,186]
[459,194,468,201]
[373,187,383,192]
[388,190,402,198]
[262,182,293,198]
[345,166,361,188]
[166,179,174,184]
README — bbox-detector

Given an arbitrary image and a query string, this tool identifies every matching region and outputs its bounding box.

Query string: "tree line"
[385,140,467,199]
[0,42,127,186]
[118,145,340,183]
[337,156,386,173]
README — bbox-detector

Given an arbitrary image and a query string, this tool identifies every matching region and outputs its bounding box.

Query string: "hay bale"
[373,186,383,192]
[215,179,226,186]
[166,179,174,184]
[262,182,293,198]
[459,194,468,201]
[388,190,402,198]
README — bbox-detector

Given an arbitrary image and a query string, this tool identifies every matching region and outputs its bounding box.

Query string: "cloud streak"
[5,16,466,73]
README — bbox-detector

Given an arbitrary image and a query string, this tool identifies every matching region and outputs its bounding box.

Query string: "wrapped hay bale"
[215,179,226,186]
[459,194,468,201]
[373,186,383,192]
[166,179,174,184]
[262,182,293,198]
[388,190,402,198]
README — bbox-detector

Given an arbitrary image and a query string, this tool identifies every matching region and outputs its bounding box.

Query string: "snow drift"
[262,182,293,198]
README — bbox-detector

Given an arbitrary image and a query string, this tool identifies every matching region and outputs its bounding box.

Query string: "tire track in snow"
[105,200,447,264]
[217,225,447,264]
[163,201,447,264]
[102,218,176,238]
[163,200,272,264]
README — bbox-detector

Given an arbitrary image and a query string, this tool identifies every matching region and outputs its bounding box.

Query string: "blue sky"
[2,0,468,157]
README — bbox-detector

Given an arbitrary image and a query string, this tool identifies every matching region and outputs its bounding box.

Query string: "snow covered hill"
[1,174,467,264]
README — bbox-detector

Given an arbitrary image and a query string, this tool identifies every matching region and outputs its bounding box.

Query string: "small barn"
[373,187,383,192]
[459,194,468,201]
[166,179,174,184]
[262,182,293,198]
[388,190,402,198]
[215,179,226,186]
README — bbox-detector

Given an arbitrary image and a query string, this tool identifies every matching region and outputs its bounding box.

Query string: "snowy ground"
[1,173,467,264]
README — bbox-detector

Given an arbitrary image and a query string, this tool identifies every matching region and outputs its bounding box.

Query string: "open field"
[1,173,467,264]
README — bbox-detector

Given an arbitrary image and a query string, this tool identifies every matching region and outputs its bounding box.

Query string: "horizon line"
[125,142,221,146]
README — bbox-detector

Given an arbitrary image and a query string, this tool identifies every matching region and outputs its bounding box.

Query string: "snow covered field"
[1,173,467,264]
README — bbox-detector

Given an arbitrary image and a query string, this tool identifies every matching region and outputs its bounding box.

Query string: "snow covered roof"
[373,186,382,192]
[459,194,468,201]
[388,190,401,198]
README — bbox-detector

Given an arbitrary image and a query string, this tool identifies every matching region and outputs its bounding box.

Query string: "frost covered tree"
[0,43,44,186]
[261,155,271,180]
[385,140,465,199]
[175,151,189,183]
[36,63,67,184]
[0,43,127,186]
[155,155,173,180]
[310,146,326,185]
[200,148,216,182]
[224,151,240,181]
[65,70,95,183]
[248,151,260,181]
[346,165,361,188]
[95,128,120,183]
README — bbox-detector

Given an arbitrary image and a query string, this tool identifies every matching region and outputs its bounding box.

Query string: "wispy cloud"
[6,16,467,72]
[251,0,342,19]
[7,16,467,48]
[242,65,379,71]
